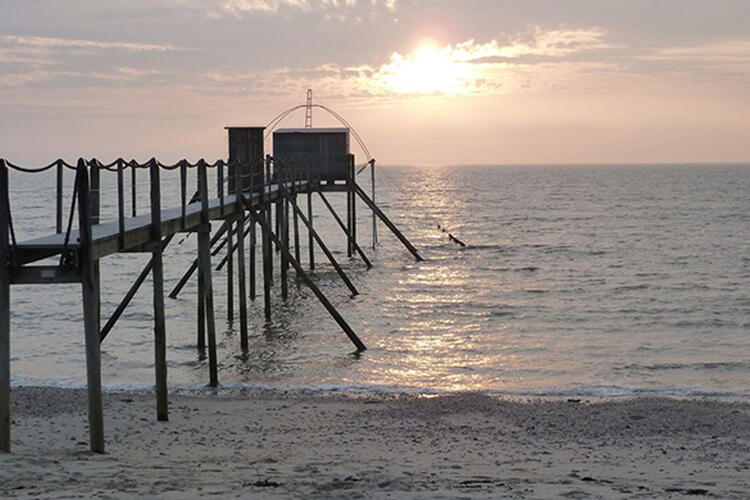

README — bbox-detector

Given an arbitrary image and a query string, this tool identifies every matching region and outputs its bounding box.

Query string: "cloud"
[171,0,397,18]
[0,35,183,53]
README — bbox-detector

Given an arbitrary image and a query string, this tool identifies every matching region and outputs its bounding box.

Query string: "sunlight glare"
[381,41,476,95]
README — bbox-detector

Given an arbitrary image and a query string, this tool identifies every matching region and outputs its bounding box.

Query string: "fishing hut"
[0,101,424,453]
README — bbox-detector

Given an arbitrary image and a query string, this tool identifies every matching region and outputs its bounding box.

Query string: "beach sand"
[1,388,748,498]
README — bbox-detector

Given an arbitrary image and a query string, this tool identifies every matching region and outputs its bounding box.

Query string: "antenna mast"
[305,89,313,128]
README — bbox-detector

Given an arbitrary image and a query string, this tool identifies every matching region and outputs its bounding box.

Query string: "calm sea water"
[6,164,750,397]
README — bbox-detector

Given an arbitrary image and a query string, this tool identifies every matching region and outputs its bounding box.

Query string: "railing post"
[131,163,137,217]
[0,159,11,452]
[117,159,125,250]
[149,160,168,421]
[180,162,187,230]
[371,159,377,249]
[234,166,248,351]
[77,158,105,453]
[56,160,63,234]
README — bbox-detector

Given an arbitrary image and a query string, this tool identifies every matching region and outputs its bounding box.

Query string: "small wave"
[618,361,750,372]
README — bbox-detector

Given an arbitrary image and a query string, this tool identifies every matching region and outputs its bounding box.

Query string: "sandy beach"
[0,388,747,498]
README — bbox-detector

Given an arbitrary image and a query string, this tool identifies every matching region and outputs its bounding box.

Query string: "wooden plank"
[11,265,81,285]
[0,160,11,452]
[76,159,105,453]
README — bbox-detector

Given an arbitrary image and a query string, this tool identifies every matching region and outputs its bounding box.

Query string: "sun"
[380,41,473,95]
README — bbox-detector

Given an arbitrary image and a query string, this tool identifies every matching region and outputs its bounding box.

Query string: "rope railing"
[0,156,324,249]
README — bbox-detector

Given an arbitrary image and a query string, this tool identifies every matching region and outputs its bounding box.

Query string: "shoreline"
[2,387,749,498]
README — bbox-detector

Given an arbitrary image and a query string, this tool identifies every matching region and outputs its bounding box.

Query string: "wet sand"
[1,388,749,498]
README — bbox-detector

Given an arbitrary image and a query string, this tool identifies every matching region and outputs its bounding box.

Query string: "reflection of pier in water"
[0,126,421,453]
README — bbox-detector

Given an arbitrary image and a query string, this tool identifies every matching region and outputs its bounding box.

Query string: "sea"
[5,163,750,398]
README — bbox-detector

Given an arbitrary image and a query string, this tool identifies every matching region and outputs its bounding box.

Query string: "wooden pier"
[0,131,422,453]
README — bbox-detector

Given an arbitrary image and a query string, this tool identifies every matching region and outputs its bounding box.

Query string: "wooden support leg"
[275,197,281,252]
[0,162,11,452]
[198,224,218,387]
[227,220,234,323]
[307,191,315,270]
[262,207,272,321]
[77,160,105,453]
[149,162,168,422]
[197,163,218,387]
[197,260,205,351]
[281,193,289,301]
[293,193,300,278]
[249,220,256,302]
[237,215,248,351]
[346,187,354,258]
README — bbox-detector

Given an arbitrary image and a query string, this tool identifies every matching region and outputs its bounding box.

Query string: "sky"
[1,0,749,165]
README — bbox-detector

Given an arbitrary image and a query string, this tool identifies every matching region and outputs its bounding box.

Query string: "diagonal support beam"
[354,184,423,262]
[245,203,366,352]
[100,234,174,342]
[288,195,358,296]
[317,192,373,269]
[168,218,232,299]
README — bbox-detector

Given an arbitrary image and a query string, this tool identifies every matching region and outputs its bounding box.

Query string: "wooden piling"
[197,260,206,350]
[262,157,272,320]
[370,159,377,249]
[197,162,219,386]
[227,220,234,323]
[76,159,105,453]
[149,161,168,421]
[249,219,256,301]
[349,155,357,259]
[307,166,315,270]
[234,168,248,351]
[280,173,289,301]
[90,164,101,332]
[0,160,11,452]
[292,191,301,278]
